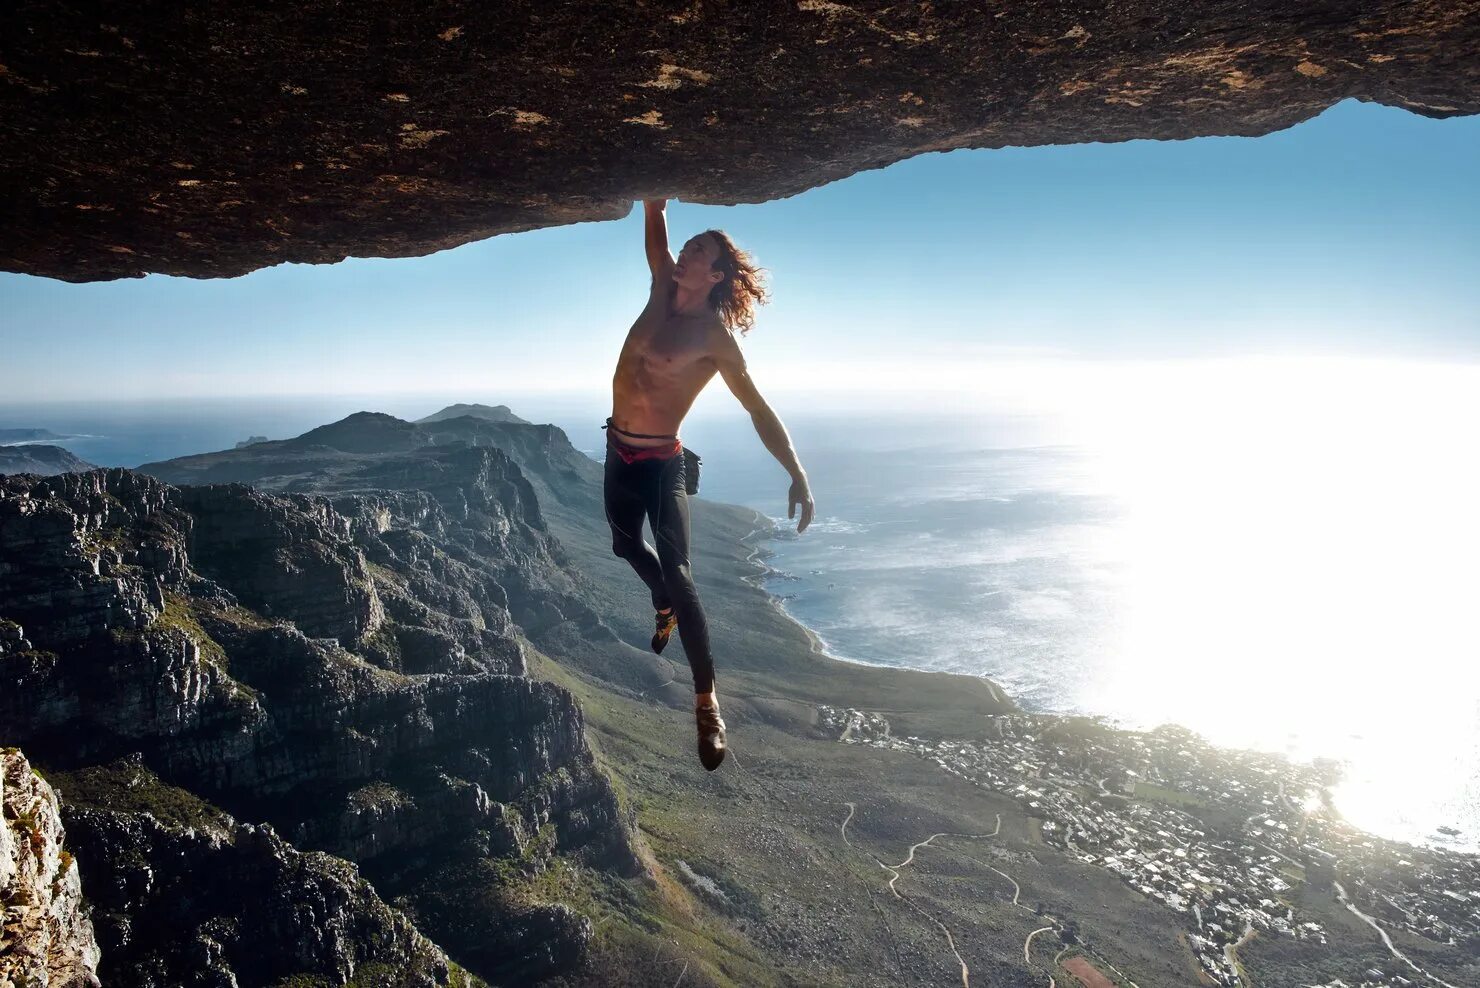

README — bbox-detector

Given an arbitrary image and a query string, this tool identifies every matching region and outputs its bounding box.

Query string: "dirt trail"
[988,865,1022,906]
[1063,956,1118,988]
[636,668,677,698]
[1025,925,1056,964]
[836,804,1007,988]
[822,721,1145,988]
[1335,881,1461,988]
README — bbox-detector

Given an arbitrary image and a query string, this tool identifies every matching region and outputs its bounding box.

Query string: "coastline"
[736,512,1477,855]
[550,493,1480,987]
[736,520,908,676]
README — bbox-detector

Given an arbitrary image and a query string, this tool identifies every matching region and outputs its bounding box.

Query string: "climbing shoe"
[695,702,727,771]
[651,609,677,654]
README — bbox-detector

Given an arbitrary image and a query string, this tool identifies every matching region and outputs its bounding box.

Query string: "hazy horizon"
[5,357,1479,850]
[3,98,1478,404]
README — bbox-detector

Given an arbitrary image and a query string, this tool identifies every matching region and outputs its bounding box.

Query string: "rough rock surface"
[2,2,1476,281]
[51,757,467,988]
[0,464,639,983]
[175,483,387,643]
[0,748,101,988]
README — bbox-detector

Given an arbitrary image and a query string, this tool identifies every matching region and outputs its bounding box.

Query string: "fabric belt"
[603,417,682,464]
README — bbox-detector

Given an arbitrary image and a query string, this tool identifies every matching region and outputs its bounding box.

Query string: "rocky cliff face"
[49,755,464,988]
[141,413,612,632]
[3,2,1475,281]
[0,465,639,984]
[0,748,100,988]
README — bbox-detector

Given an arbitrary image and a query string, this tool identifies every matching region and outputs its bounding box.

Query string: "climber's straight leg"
[647,452,715,696]
[604,445,671,614]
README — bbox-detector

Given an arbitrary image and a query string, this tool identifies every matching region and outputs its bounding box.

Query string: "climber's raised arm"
[643,199,675,281]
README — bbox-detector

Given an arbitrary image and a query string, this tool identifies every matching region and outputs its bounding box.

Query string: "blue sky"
[2,98,1477,404]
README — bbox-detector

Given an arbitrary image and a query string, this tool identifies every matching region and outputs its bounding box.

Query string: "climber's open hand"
[789,475,814,534]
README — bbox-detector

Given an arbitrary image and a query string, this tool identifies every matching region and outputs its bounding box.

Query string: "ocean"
[4,376,1477,852]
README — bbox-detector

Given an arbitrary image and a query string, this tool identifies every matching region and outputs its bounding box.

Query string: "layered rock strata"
[3,2,1476,280]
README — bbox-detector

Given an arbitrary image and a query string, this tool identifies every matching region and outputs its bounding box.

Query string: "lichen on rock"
[0,748,101,988]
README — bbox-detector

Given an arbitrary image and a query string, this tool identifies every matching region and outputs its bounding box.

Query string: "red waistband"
[609,436,682,465]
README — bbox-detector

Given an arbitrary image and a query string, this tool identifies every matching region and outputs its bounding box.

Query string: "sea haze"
[5,374,1477,851]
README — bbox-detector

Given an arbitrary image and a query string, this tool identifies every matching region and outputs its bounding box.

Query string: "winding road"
[1223,921,1255,982]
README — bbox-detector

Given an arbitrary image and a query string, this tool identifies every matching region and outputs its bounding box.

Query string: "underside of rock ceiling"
[1,1,1476,281]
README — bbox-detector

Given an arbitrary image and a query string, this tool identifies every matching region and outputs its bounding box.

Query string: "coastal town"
[818,705,1480,987]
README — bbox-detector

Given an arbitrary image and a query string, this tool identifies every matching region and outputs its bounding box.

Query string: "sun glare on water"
[1042,356,1480,846]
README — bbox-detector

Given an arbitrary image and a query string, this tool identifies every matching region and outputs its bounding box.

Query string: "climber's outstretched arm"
[714,330,814,533]
[643,199,675,281]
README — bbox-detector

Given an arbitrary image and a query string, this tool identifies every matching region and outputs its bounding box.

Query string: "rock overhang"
[1,1,1476,282]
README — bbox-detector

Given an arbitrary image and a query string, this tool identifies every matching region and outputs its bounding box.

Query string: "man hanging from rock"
[605,199,814,771]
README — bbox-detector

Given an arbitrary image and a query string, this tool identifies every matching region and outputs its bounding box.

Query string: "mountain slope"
[0,467,638,985]
[0,444,96,476]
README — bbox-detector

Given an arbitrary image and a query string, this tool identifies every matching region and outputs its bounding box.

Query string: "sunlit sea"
[6,364,1478,851]
[680,362,1480,853]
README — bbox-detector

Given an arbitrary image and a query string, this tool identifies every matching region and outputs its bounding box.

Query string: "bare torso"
[611,282,726,447]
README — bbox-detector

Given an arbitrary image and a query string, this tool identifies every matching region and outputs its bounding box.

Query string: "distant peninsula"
[0,427,78,445]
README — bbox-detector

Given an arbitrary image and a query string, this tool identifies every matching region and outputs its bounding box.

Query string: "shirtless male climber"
[605,199,814,771]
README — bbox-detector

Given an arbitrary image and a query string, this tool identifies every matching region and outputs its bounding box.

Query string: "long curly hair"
[701,229,769,335]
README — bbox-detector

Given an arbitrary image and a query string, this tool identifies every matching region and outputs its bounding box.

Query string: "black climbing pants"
[603,435,715,694]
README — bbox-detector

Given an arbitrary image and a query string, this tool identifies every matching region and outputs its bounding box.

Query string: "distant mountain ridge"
[417,403,530,425]
[140,409,603,513]
[0,443,95,476]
